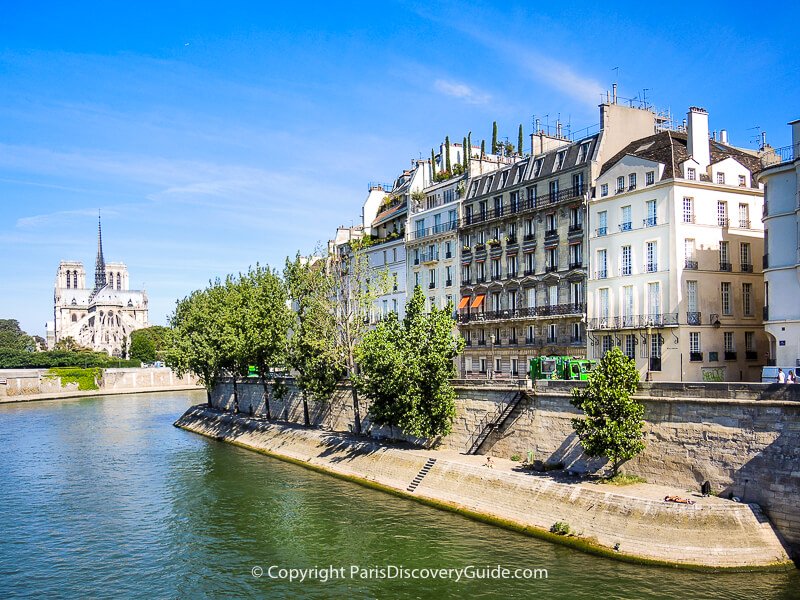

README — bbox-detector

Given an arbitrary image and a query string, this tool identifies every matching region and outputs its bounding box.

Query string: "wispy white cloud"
[433,79,491,105]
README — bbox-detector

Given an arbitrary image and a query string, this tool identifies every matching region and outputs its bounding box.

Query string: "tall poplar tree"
[491,121,498,154]
[430,148,436,178]
[445,136,451,173]
[518,124,524,155]
[462,136,468,169]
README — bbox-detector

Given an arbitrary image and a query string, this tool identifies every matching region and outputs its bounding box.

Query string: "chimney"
[719,129,728,144]
[686,107,710,172]
[612,83,617,104]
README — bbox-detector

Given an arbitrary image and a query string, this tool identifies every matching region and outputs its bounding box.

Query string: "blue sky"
[2,1,798,336]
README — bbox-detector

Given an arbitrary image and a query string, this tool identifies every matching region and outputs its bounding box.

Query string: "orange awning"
[471,294,485,309]
[457,296,471,309]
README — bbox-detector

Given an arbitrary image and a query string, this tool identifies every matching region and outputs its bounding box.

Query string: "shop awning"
[471,294,485,309]
[457,296,471,309]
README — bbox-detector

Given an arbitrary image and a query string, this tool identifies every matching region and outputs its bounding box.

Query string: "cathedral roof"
[89,284,124,307]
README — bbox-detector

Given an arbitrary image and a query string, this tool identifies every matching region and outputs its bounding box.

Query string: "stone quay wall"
[210,377,800,554]
[0,367,199,399]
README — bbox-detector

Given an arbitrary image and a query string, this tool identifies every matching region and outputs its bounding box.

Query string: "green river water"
[0,391,797,599]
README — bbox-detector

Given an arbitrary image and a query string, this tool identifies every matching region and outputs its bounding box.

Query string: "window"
[738,174,747,187]
[571,281,583,305]
[740,242,751,269]
[116,273,121,289]
[392,299,398,313]
[393,248,397,262]
[578,142,590,163]
[646,171,655,186]
[549,179,559,198]
[599,288,609,320]
[393,272,398,291]
[622,286,634,326]
[546,247,558,270]
[445,266,452,286]
[724,332,734,352]
[507,290,517,311]
[382,250,387,265]
[645,200,656,226]
[628,173,637,190]
[717,172,726,185]
[415,219,425,237]
[720,241,730,270]
[414,271,420,287]
[509,191,519,213]
[524,218,534,238]
[569,206,582,229]
[650,333,662,369]
[507,255,517,277]
[721,282,732,315]
[525,252,535,274]
[477,262,485,280]
[616,176,625,193]
[533,159,543,177]
[683,197,694,223]
[462,264,470,283]
[548,285,558,306]
[687,280,698,314]
[601,183,608,197]
[445,240,452,258]
[685,238,696,268]
[491,258,501,279]
[597,211,607,236]
[597,249,608,278]
[545,213,557,232]
[690,332,701,353]
[527,288,536,309]
[717,201,728,226]
[621,245,632,275]
[648,282,660,319]
[569,242,582,267]
[743,283,753,316]
[555,150,567,170]
[687,167,696,181]
[745,331,755,352]
[625,334,636,358]
[413,248,420,265]
[494,196,503,218]
[738,203,749,228]
[491,292,501,312]
[548,324,558,343]
[602,334,613,355]
[66,271,71,289]
[646,241,657,272]
[621,205,631,231]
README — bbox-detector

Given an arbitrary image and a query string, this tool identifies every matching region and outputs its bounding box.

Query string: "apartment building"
[758,119,800,369]
[588,107,767,381]
[455,100,658,378]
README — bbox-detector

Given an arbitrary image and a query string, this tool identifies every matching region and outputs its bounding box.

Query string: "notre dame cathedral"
[45,217,149,356]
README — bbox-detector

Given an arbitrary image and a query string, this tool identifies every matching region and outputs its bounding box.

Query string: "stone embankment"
[176,405,793,570]
[0,367,201,403]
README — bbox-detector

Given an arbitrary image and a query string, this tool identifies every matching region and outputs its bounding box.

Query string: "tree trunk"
[351,385,362,435]
[260,373,272,420]
[302,395,310,427]
[206,388,212,408]
[232,375,239,414]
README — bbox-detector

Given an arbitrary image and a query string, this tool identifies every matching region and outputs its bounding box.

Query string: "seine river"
[0,392,797,599]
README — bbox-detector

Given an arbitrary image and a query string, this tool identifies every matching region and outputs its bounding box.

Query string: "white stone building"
[588,107,767,381]
[758,119,800,370]
[46,218,148,356]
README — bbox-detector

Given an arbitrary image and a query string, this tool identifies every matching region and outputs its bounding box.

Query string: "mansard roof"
[600,131,761,187]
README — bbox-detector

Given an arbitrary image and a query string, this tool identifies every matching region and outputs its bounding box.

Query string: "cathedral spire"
[94,213,106,291]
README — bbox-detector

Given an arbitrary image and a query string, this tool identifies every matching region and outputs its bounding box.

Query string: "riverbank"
[0,384,203,404]
[175,405,794,570]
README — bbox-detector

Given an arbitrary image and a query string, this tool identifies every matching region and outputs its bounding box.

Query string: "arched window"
[71,314,77,322]
[73,270,79,288]
[66,270,71,289]
[116,273,121,289]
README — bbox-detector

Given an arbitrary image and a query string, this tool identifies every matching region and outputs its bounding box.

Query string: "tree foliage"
[491,121,498,154]
[355,286,464,439]
[129,326,170,363]
[285,253,344,425]
[445,135,451,172]
[570,347,645,475]
[0,319,35,352]
[518,123,524,155]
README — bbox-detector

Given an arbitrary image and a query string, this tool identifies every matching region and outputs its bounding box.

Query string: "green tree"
[329,241,389,435]
[518,123,524,155]
[430,148,436,178]
[491,121,498,154]
[129,330,156,363]
[462,136,468,169]
[570,347,644,476]
[285,253,344,426]
[241,264,291,419]
[0,319,35,352]
[166,285,226,406]
[445,136,451,173]
[481,139,485,157]
[356,286,464,438]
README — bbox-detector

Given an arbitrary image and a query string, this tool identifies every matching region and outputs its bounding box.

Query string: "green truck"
[529,356,596,381]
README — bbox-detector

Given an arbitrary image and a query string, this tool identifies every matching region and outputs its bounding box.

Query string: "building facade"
[758,119,800,370]
[588,107,767,381]
[46,218,149,356]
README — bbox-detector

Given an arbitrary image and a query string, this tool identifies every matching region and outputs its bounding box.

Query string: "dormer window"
[500,171,508,186]
[687,167,696,181]
[469,181,478,197]
[554,150,567,171]
[578,142,590,163]
[717,172,725,185]
[533,159,543,177]
[738,175,747,187]
[646,171,655,186]
[628,173,637,190]
[616,176,625,193]
[601,183,608,197]
[485,175,493,191]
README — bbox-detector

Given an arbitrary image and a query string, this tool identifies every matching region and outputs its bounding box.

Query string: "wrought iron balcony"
[739,219,751,229]
[596,269,607,279]
[746,351,758,360]
[545,265,559,273]
[619,222,632,232]
[445,279,452,287]
[506,270,518,279]
[428,282,436,289]
[568,223,583,234]
[620,265,632,276]
[476,276,486,283]
[506,235,518,245]
[646,262,658,273]
[719,262,732,272]
[718,217,729,227]
[569,261,583,270]
[544,229,558,238]
[523,233,536,242]
[685,260,698,270]
[491,274,502,281]
[687,312,701,325]
[740,263,753,273]
[596,226,607,237]
[689,351,703,362]
[477,339,486,346]
[724,351,737,360]
[644,216,657,227]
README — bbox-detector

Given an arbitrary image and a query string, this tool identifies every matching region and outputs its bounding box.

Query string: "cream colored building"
[588,107,767,381]
[46,219,148,356]
[758,119,800,370]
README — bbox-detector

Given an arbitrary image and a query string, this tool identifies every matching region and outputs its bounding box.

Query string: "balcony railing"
[476,276,486,283]
[523,233,536,242]
[596,269,608,279]
[646,263,658,273]
[569,261,583,270]
[621,265,632,276]
[719,262,732,272]
[412,221,458,240]
[545,265,559,273]
[456,303,586,323]
[523,268,535,276]
[619,222,632,232]
[687,312,701,325]
[739,219,751,229]
[587,313,679,330]
[644,216,657,227]
[461,186,585,228]
[428,282,436,289]
[685,259,698,270]
[506,270,518,279]
[477,339,486,346]
[445,279,452,287]
[420,251,439,263]
[506,235,518,245]
[544,229,558,238]
[746,350,758,360]
[741,263,753,273]
[491,274,502,281]
[568,223,583,234]
[718,217,729,227]
[724,351,737,360]
[508,338,518,346]
[689,351,703,362]
[596,226,607,237]
[759,142,798,169]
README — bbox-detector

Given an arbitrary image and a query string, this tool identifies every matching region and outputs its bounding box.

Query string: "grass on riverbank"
[598,473,647,486]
